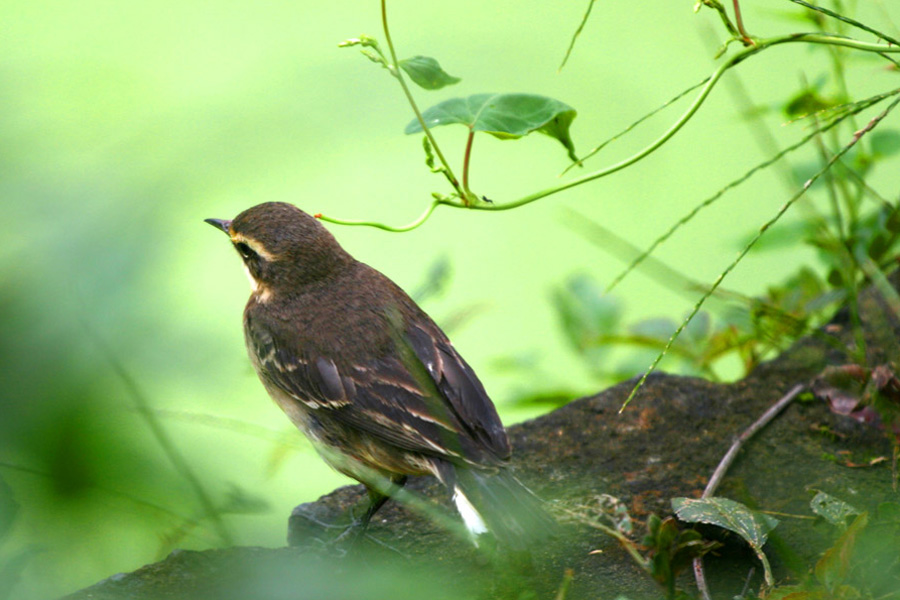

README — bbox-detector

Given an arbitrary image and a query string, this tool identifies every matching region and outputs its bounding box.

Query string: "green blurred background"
[2,1,898,598]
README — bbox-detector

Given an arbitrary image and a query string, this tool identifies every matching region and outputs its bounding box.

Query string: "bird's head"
[205,202,352,296]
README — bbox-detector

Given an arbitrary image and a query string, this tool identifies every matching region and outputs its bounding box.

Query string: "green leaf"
[673,496,778,587]
[406,93,578,161]
[810,491,861,527]
[673,497,778,548]
[398,56,460,90]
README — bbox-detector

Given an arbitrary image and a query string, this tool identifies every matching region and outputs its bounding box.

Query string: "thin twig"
[603,90,893,295]
[732,0,753,44]
[561,505,650,569]
[705,384,804,497]
[559,0,597,71]
[561,77,709,175]
[619,92,900,413]
[694,558,712,600]
[789,0,900,46]
[454,34,900,215]
[692,383,804,600]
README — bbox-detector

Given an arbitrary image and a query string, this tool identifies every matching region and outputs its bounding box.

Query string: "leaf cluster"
[768,502,900,600]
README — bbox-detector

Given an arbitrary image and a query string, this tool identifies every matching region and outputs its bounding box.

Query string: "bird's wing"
[247,315,509,467]
[404,321,510,460]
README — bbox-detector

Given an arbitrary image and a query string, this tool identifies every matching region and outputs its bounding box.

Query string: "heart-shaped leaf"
[399,56,460,90]
[406,93,578,161]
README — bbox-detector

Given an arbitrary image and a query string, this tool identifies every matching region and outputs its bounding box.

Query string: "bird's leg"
[334,475,408,546]
[359,475,407,531]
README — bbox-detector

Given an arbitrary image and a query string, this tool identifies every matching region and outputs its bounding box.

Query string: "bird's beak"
[204,218,232,234]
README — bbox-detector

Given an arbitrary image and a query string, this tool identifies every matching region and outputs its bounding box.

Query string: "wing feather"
[247,313,509,467]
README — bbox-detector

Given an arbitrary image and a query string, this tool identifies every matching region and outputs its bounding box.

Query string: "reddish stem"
[732,0,753,45]
[462,129,475,206]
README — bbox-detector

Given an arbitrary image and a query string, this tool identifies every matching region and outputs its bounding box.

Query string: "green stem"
[811,115,846,240]
[317,199,443,232]
[324,31,900,232]
[471,48,744,211]
[380,0,462,196]
[561,505,650,571]
[468,32,900,214]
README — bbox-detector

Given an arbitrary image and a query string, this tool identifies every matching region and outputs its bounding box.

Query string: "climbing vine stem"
[319,28,900,232]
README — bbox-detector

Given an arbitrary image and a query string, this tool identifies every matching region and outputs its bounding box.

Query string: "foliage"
[766,501,900,600]
[569,495,719,600]
[405,93,578,161]
[643,514,719,600]
[4,0,900,597]
[673,496,779,588]
[330,0,900,417]
[809,491,861,528]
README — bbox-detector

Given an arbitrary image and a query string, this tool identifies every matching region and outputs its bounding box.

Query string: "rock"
[66,277,900,599]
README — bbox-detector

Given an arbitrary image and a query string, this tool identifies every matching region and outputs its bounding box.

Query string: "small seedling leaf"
[810,491,860,527]
[399,56,460,90]
[406,93,578,161]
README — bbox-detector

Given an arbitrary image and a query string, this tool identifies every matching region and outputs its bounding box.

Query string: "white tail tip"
[452,486,488,537]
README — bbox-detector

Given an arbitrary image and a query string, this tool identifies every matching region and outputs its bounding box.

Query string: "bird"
[205,201,553,548]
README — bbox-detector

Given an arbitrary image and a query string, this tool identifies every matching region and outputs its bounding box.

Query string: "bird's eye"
[235,242,257,260]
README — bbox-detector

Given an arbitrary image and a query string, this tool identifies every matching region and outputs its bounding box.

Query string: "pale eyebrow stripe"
[230,232,277,261]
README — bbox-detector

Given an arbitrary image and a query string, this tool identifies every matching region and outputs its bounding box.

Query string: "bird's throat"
[243,264,272,302]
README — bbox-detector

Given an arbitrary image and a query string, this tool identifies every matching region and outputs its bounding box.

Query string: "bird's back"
[244,259,511,471]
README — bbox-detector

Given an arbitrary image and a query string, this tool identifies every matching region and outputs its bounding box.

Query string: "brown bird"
[205,202,552,547]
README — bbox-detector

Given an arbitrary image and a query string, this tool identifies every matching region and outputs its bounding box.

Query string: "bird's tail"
[450,467,557,549]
